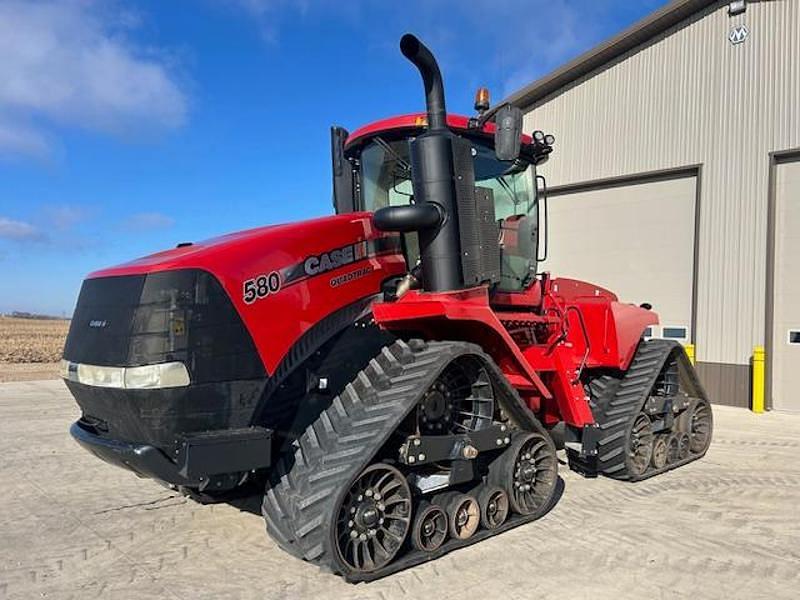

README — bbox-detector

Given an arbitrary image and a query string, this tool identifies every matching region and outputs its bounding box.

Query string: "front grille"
[64,269,265,383]
[64,275,145,365]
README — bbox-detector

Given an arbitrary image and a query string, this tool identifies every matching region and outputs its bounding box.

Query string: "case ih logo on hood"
[243,236,402,304]
[303,243,367,277]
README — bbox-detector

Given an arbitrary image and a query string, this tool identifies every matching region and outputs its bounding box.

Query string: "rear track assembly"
[568,339,713,481]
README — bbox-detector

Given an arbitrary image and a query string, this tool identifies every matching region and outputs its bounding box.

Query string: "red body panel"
[90,214,407,374]
[373,276,657,429]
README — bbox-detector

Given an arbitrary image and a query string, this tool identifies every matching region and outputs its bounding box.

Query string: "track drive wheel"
[477,485,510,530]
[490,431,558,518]
[334,463,412,573]
[411,502,448,553]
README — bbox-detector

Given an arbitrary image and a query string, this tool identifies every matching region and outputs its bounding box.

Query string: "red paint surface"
[373,276,657,428]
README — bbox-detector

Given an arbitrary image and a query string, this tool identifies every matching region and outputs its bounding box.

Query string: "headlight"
[124,362,191,389]
[60,360,190,389]
[78,363,125,388]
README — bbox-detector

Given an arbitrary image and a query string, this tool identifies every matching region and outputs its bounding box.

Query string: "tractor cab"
[332,110,554,298]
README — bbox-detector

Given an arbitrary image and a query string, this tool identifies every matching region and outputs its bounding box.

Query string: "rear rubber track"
[568,339,712,481]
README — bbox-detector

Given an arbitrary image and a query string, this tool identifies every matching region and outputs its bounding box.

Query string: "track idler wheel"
[626,413,654,478]
[687,398,713,454]
[433,492,480,540]
[411,501,448,553]
[477,485,510,530]
[334,463,412,573]
[490,431,558,518]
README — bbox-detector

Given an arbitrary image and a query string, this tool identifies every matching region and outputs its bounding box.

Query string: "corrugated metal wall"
[523,0,800,368]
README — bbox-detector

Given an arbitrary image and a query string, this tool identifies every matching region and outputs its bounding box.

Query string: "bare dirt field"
[0,316,68,382]
[1,380,798,600]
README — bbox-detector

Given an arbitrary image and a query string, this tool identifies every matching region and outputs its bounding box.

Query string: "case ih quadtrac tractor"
[62,35,713,581]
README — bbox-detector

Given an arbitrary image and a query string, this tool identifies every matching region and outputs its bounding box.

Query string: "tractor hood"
[75,213,406,374]
[90,214,366,279]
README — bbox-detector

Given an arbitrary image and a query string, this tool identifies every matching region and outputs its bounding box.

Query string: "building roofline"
[505,0,721,110]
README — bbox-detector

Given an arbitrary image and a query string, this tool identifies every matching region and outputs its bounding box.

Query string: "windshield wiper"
[374,137,412,175]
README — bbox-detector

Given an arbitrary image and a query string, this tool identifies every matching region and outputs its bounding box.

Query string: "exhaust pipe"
[373,34,463,293]
[399,34,447,132]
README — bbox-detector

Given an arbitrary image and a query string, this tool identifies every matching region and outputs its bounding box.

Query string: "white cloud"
[0,119,52,158]
[0,1,188,158]
[221,0,311,42]
[42,204,89,231]
[0,217,45,241]
[123,212,175,231]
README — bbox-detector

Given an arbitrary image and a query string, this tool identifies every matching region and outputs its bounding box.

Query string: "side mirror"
[331,126,355,214]
[494,105,523,161]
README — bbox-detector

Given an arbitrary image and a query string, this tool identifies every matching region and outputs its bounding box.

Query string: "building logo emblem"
[729,24,749,45]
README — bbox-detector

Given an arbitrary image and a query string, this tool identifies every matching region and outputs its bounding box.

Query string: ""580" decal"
[243,271,281,304]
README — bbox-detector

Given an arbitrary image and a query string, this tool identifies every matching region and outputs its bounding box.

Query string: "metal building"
[508,0,800,410]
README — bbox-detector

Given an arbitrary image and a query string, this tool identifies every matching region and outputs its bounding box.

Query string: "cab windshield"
[358,136,537,221]
[357,135,539,291]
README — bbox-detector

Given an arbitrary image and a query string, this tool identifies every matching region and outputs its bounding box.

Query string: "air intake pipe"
[373,34,463,293]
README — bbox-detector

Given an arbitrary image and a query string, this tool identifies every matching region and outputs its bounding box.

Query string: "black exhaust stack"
[399,35,446,132]
[373,34,464,293]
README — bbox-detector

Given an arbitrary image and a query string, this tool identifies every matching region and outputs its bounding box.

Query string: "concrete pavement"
[1,379,798,599]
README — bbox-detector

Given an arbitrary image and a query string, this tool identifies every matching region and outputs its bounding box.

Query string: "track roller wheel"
[410,501,447,552]
[490,431,558,517]
[476,485,509,530]
[334,463,412,573]
[626,413,654,478]
[676,432,691,461]
[433,492,480,540]
[687,398,713,454]
[651,436,668,469]
[666,433,681,464]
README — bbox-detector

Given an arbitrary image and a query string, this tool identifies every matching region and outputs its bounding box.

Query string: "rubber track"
[569,339,711,481]
[261,338,530,580]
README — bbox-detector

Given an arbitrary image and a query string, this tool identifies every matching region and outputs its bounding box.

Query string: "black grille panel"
[64,270,265,382]
[64,275,146,365]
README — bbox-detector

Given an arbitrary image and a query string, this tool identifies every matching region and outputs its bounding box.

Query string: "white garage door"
[772,159,800,413]
[541,175,697,342]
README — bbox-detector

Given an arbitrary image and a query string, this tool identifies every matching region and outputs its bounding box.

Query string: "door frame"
[546,164,702,344]
[765,148,800,410]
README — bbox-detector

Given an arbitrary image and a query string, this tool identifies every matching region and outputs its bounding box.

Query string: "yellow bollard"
[752,346,765,414]
[684,344,695,366]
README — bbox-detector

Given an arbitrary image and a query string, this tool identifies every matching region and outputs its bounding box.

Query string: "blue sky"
[0,0,664,315]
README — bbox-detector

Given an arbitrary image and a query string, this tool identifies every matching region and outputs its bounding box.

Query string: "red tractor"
[62,35,713,581]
